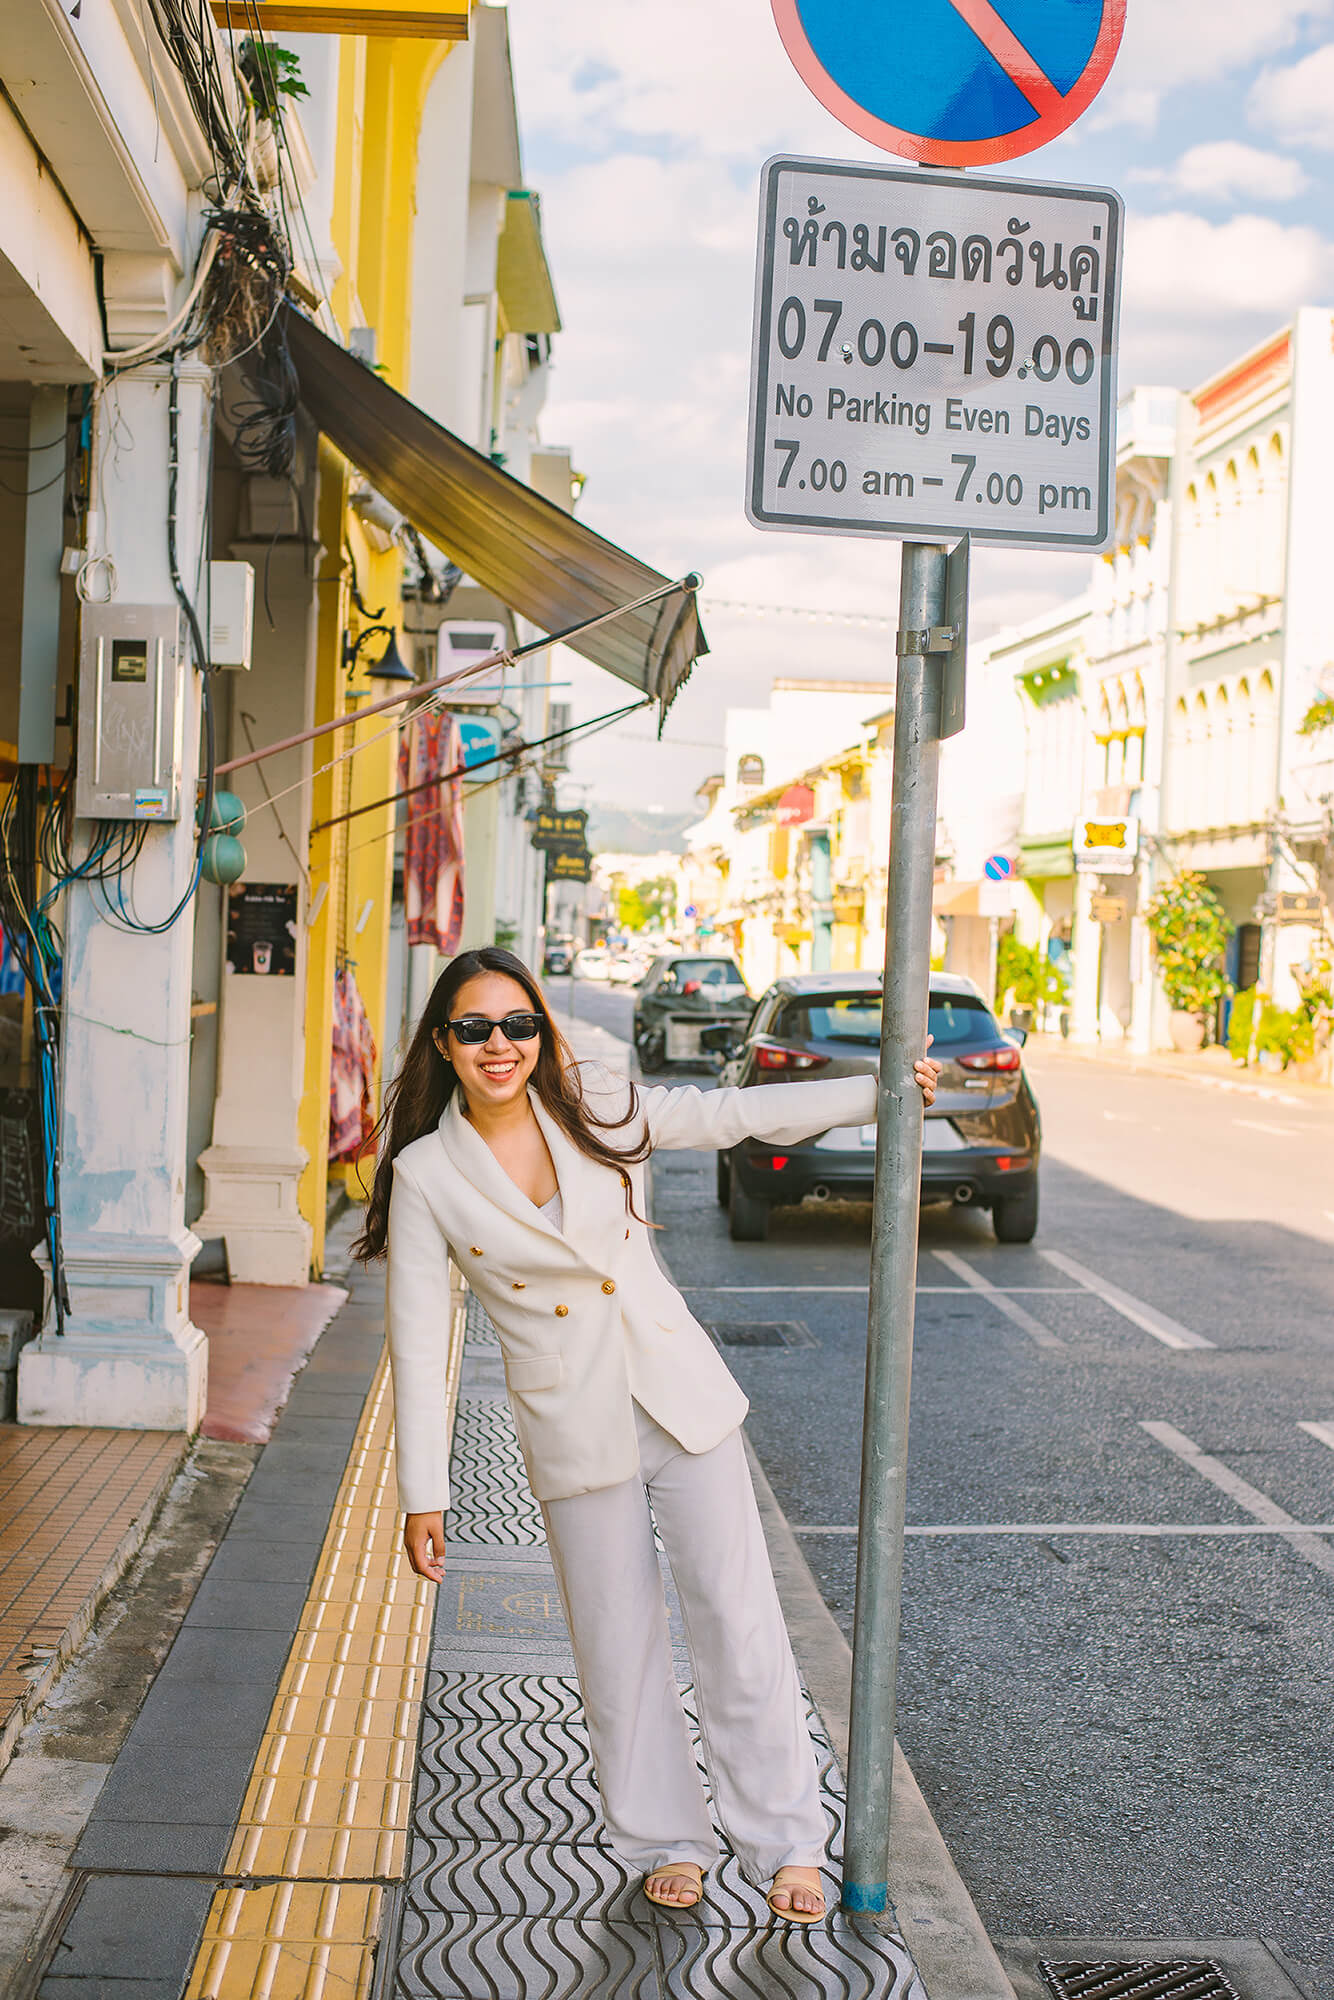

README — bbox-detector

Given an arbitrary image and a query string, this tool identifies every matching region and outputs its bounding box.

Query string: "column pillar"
[1068,868,1102,1043]
[195,536,318,1285]
[20,365,211,1430]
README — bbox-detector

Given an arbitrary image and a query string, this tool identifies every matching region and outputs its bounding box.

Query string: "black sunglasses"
[447,1011,543,1045]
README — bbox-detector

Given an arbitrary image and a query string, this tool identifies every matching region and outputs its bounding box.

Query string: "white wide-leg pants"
[539,1402,827,1886]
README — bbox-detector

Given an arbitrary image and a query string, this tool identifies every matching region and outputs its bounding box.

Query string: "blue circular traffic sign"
[772,0,1126,167]
[984,854,1014,880]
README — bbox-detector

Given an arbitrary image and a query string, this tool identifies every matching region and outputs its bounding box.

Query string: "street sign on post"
[747,158,1122,550]
[770,0,1126,167]
[757,0,1126,1924]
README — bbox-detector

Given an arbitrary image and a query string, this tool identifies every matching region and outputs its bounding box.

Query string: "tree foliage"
[1144,870,1232,1016]
[615,876,676,931]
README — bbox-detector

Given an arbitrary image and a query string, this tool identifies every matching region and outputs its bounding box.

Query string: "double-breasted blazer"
[385,1062,878,1512]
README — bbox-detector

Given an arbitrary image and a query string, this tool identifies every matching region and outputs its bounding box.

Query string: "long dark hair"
[350,946,652,1263]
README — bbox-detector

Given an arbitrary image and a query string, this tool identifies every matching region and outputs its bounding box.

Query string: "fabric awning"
[286,311,706,712]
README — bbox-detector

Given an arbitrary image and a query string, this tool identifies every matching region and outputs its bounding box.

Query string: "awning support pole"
[215,574,701,779]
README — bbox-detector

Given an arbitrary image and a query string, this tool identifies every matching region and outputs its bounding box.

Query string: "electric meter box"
[75,603,187,822]
[209,561,254,669]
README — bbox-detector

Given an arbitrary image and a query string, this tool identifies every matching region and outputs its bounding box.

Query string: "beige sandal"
[643,1862,704,1910]
[766,1867,826,1925]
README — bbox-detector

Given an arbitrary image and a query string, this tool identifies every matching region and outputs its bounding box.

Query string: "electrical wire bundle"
[0,771,77,1332]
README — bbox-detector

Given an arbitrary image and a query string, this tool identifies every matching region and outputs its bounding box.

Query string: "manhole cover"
[1041,1963,1244,2000]
[705,1321,816,1349]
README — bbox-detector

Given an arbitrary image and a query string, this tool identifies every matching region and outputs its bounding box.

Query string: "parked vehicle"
[633,954,752,1071]
[542,938,573,976]
[707,970,1041,1244]
[608,950,651,986]
[573,946,612,981]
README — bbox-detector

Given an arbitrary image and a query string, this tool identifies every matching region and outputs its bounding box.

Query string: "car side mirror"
[1004,1028,1028,1048]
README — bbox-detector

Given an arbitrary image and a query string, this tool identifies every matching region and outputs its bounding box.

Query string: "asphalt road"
[547,977,1334,1994]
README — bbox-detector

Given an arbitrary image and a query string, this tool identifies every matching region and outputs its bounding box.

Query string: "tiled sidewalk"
[387,1294,924,2000]
[0,1425,184,1766]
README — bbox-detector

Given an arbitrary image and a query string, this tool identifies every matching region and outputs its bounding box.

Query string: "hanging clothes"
[398,710,465,955]
[329,961,378,1163]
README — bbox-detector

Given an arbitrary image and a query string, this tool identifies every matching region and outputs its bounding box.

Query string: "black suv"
[711,970,1041,1244]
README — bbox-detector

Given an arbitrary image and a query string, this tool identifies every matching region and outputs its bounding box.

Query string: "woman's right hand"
[404,1511,446,1583]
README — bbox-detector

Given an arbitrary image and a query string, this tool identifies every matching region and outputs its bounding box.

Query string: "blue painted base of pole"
[841,1881,889,1913]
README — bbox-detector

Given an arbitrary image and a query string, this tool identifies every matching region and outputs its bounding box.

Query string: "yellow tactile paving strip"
[185,1280,466,2000]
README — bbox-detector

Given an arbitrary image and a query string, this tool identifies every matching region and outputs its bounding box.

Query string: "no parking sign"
[772,0,1126,166]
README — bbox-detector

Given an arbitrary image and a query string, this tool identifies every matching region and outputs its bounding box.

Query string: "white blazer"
[385,1062,877,1511]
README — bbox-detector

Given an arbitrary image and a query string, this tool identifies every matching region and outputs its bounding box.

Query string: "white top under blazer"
[385,1062,878,1512]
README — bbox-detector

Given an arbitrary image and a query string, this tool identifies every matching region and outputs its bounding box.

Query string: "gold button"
[601,1279,616,1295]
[512,1281,526,1291]
[469,1246,483,1256]
[554,1304,569,1317]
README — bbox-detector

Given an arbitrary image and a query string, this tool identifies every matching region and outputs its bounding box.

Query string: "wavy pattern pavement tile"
[394,1912,661,1999]
[446,1399,547,1546]
[657,1911,922,1999]
[401,1832,644,1922]
[413,1673,602,1844]
[464,1293,501,1348]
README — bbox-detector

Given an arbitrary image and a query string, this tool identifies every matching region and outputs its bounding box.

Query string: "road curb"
[745,1438,1016,2000]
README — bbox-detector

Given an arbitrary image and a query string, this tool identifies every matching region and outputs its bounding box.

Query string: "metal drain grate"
[706,1320,817,1349]
[1040,1962,1245,2000]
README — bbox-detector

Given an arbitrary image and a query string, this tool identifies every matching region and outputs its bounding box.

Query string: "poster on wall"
[226,883,298,976]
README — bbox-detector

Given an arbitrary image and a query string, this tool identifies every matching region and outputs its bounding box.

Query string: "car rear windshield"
[772,990,999,1046]
[669,960,746,987]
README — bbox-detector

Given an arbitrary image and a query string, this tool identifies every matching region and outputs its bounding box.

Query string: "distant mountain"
[586,805,695,856]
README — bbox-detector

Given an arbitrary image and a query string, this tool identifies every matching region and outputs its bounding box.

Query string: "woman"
[354,947,940,1924]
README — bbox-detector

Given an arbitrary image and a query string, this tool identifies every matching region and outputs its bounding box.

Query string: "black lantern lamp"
[343,624,415,684]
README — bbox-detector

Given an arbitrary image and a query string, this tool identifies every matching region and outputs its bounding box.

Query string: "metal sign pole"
[842,538,949,1911]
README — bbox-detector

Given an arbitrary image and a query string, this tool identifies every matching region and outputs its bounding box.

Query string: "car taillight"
[755,1044,829,1071]
[958,1046,1022,1072]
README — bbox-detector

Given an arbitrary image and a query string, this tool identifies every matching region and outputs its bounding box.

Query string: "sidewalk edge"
[744,1438,1016,2000]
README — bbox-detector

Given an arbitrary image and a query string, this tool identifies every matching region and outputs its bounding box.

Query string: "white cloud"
[1132,142,1309,203]
[1124,209,1332,315]
[1249,42,1334,149]
[1090,0,1331,132]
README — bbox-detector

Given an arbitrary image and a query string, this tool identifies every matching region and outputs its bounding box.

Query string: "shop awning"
[285,311,706,712]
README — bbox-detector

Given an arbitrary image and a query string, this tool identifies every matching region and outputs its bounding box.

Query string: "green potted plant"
[1144,870,1232,1051]
[995,933,1065,1033]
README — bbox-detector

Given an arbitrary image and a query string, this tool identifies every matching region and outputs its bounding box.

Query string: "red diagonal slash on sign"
[947,0,1067,117]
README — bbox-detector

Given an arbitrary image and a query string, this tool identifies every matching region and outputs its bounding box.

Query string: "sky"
[501,0,1334,830]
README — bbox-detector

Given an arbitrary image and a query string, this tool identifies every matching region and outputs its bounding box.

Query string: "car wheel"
[728,1174,769,1242]
[992,1181,1039,1244]
[638,1028,666,1074]
[715,1151,731,1206]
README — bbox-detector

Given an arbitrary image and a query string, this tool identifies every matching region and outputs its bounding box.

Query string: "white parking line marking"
[1141,1420,1334,1581]
[1298,1421,1334,1453]
[680,1285,1084,1295]
[791,1522,1334,1538]
[1040,1248,1212,1350]
[1234,1118,1296,1136]
[931,1250,1064,1350]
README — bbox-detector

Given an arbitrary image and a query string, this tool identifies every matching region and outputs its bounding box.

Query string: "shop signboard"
[1073,814,1137,875]
[532,806,589,852]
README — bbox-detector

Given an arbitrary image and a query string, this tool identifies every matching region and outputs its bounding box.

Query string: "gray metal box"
[75,603,187,821]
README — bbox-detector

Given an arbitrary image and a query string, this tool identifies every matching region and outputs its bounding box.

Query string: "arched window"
[1263,435,1287,598]
[1181,481,1200,626]
[1191,689,1211,829]
[1253,669,1279,817]
[1125,676,1146,786]
[1211,684,1232,827]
